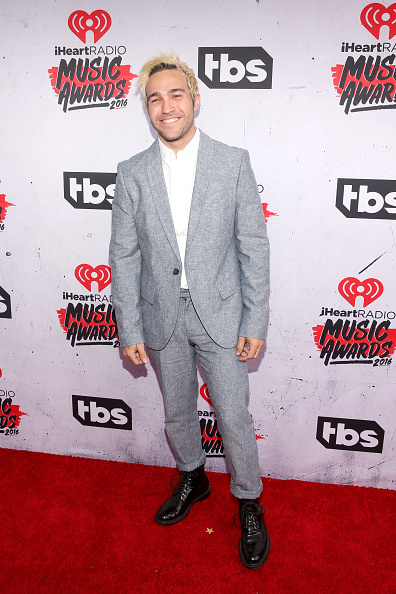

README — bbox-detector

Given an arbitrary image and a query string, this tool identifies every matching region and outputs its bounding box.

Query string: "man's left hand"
[236,337,264,361]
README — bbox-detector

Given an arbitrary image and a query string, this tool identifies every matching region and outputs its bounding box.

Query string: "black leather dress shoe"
[155,465,211,525]
[237,498,271,569]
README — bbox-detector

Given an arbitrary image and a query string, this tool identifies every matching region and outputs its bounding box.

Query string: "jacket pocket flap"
[218,273,241,300]
[141,282,154,304]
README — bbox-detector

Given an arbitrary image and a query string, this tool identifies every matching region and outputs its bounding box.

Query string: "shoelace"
[234,502,264,531]
[170,470,198,499]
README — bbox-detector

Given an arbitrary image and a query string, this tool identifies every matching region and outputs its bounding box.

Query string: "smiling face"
[145,68,200,153]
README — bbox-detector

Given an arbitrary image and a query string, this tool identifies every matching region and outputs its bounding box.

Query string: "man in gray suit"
[109,52,270,569]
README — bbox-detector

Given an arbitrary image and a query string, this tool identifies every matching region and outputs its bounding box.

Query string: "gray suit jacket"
[109,131,270,350]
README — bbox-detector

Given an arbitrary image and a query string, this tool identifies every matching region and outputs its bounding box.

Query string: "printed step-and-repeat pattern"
[1,0,395,489]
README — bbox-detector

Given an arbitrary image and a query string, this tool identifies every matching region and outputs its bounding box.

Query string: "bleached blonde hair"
[138,51,199,108]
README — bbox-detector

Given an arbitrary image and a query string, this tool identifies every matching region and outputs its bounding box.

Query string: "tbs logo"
[72,395,132,430]
[0,286,12,319]
[316,417,384,453]
[336,179,396,220]
[198,47,273,89]
[64,172,116,210]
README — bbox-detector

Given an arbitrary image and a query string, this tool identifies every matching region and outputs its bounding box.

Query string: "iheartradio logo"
[75,264,111,292]
[338,277,384,307]
[360,3,396,40]
[200,383,213,407]
[68,10,112,43]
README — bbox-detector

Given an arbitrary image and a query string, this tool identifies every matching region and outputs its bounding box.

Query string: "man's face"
[145,68,200,152]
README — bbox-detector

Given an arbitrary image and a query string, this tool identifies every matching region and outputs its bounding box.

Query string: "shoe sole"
[239,530,271,569]
[155,485,211,526]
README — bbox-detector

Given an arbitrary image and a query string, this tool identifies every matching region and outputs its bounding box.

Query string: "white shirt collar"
[159,128,200,165]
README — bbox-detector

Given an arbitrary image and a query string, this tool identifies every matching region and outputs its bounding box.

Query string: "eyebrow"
[147,88,187,102]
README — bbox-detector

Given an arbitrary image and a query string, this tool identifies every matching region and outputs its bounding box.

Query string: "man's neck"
[159,125,197,155]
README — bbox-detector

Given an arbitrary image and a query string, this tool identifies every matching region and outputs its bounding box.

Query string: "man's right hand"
[123,344,148,365]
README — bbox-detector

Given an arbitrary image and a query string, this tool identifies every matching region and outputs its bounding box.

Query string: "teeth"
[162,118,178,123]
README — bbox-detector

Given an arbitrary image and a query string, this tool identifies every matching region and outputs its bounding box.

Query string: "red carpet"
[1,447,395,593]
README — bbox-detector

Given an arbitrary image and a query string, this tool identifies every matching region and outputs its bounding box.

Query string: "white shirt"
[159,129,200,289]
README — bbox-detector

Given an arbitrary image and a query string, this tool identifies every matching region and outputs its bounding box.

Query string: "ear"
[194,94,201,111]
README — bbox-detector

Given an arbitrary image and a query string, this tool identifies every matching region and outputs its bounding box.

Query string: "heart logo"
[200,383,213,407]
[338,277,384,307]
[360,3,396,40]
[75,264,111,292]
[68,10,112,44]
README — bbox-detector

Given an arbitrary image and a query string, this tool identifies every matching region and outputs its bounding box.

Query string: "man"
[109,52,270,569]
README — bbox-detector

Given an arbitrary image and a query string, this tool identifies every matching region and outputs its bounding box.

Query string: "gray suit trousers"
[149,290,263,499]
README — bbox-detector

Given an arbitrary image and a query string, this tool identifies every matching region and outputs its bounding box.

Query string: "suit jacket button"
[173,268,179,275]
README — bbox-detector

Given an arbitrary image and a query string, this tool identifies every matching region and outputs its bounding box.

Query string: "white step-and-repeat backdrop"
[1,0,395,489]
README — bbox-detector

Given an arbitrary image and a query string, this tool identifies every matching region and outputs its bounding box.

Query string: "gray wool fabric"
[109,130,270,498]
[109,131,270,350]
[150,290,263,499]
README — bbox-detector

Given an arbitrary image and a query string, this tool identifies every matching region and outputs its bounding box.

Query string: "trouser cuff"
[176,450,206,472]
[231,477,263,500]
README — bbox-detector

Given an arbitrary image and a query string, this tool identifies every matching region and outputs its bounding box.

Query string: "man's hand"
[123,343,148,365]
[236,337,264,361]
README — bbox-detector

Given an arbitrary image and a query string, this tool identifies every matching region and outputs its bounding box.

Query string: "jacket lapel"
[146,139,181,263]
[186,131,215,251]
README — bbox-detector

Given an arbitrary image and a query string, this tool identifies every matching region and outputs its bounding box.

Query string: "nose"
[161,96,174,114]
